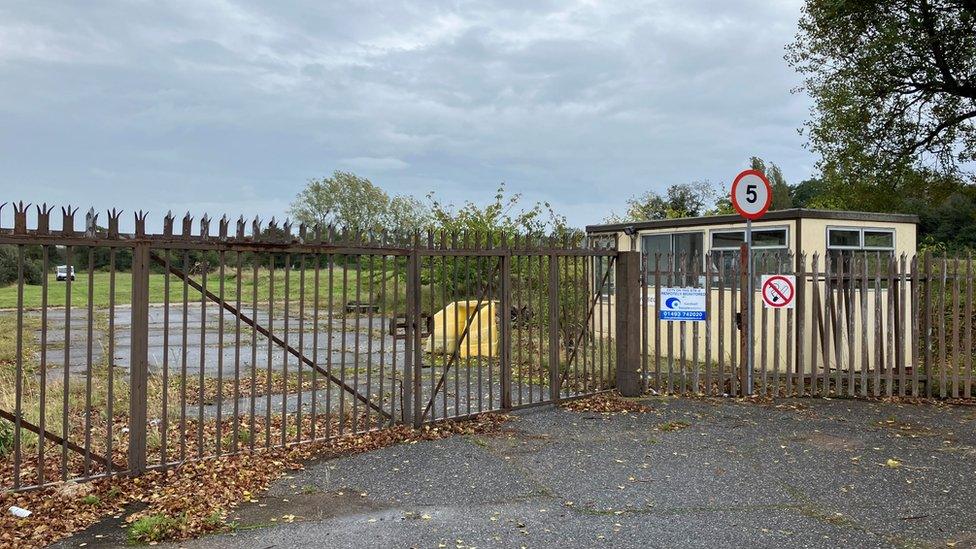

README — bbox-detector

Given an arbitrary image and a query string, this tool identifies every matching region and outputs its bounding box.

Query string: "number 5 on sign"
[731,170,772,220]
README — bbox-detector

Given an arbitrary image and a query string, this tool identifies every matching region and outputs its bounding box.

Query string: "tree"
[289,171,429,232]
[610,181,717,222]
[385,195,430,233]
[424,184,572,306]
[750,157,793,210]
[427,183,567,237]
[787,0,976,181]
[788,177,828,208]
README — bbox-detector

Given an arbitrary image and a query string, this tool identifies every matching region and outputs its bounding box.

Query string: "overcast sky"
[0,0,814,230]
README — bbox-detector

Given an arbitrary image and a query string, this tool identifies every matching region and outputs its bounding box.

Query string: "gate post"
[615,251,642,397]
[548,253,561,402]
[403,242,422,427]
[128,242,150,474]
[499,237,512,409]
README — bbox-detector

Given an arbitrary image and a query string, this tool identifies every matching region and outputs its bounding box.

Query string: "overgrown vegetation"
[0,418,12,458]
[129,513,188,543]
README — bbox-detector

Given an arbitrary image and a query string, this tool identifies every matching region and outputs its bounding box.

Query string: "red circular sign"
[761,275,795,308]
[731,169,772,220]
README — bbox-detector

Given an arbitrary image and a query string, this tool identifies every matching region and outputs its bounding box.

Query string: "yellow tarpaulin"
[426,300,498,358]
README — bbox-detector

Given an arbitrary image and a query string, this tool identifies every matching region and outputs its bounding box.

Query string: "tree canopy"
[427,183,568,237]
[289,174,566,238]
[750,157,793,210]
[606,181,718,223]
[607,157,796,224]
[288,171,430,232]
[788,0,976,181]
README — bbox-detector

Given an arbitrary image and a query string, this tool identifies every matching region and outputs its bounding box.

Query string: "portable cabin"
[585,209,919,382]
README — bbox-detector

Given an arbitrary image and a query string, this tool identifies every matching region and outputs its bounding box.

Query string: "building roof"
[585,208,920,234]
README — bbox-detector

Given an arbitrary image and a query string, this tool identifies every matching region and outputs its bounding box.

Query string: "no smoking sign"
[761,275,795,309]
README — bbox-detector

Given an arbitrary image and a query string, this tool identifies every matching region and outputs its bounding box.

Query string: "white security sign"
[761,275,796,309]
[658,287,707,321]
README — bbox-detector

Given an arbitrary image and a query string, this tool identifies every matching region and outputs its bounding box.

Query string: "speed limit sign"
[730,168,773,397]
[731,170,772,220]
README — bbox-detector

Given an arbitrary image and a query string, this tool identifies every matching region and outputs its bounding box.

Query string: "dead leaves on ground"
[0,412,510,548]
[560,393,652,415]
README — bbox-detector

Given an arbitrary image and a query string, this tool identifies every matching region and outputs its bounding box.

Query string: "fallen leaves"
[655,420,691,432]
[0,412,510,548]
[560,393,651,415]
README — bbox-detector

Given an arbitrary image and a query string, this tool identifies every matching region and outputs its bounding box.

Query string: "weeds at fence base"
[560,392,652,415]
[0,412,511,548]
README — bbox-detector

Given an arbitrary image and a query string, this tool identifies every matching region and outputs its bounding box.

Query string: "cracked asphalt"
[84,397,976,548]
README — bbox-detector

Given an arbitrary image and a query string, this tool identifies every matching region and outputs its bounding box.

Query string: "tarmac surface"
[63,396,976,548]
[20,304,403,380]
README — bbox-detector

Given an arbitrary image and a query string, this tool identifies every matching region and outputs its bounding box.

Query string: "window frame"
[825,226,896,252]
[593,254,616,298]
[862,229,896,251]
[640,231,706,287]
[708,225,790,251]
[825,226,897,289]
[640,230,706,268]
[708,226,791,289]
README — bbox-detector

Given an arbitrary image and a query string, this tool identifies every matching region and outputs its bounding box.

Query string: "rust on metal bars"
[146,251,391,419]
[0,409,120,470]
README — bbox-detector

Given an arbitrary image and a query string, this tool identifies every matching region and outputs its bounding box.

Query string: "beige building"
[586,209,919,381]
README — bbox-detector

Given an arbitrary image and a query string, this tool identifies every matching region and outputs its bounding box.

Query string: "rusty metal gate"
[0,203,616,492]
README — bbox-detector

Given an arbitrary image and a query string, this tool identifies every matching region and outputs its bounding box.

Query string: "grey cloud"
[0,0,813,230]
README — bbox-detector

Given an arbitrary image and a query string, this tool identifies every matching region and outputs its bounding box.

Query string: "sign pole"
[730,168,770,398]
[745,218,753,395]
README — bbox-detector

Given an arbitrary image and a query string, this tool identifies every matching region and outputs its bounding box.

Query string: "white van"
[56,265,76,281]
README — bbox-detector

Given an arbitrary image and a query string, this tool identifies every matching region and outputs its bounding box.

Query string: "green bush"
[0,245,45,286]
[0,418,13,458]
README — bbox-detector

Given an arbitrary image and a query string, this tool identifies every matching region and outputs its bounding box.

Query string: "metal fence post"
[499,242,513,409]
[128,242,150,474]
[411,247,424,427]
[615,251,642,396]
[548,253,560,402]
[403,246,420,427]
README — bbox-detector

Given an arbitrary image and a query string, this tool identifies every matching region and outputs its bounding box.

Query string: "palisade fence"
[636,250,975,399]
[0,203,616,492]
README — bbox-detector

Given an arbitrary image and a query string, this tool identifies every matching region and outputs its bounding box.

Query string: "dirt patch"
[560,393,652,415]
[790,432,865,452]
[227,487,390,529]
[873,418,940,438]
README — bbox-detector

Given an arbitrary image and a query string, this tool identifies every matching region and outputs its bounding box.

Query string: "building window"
[709,227,790,285]
[641,232,704,285]
[826,227,895,284]
[864,230,895,249]
[594,255,616,297]
[589,234,617,297]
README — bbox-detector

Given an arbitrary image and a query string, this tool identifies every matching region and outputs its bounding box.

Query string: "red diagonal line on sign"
[767,280,789,302]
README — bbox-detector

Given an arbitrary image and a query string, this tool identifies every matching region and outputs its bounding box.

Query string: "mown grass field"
[0,267,401,309]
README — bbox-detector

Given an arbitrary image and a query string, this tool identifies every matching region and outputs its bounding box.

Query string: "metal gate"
[0,204,616,492]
